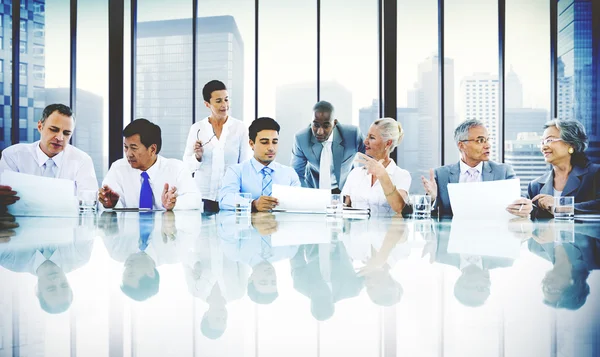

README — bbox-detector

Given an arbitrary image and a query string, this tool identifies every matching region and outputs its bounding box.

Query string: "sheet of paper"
[447,178,521,219]
[271,213,331,246]
[447,219,521,259]
[1,171,79,217]
[271,184,330,213]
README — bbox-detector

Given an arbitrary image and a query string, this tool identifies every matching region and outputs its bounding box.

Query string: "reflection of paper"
[447,179,520,219]
[271,213,331,246]
[448,219,521,259]
[1,171,79,217]
[4,217,81,248]
[271,184,329,213]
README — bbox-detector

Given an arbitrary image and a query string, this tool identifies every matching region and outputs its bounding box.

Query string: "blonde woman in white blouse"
[341,118,411,214]
[183,80,251,212]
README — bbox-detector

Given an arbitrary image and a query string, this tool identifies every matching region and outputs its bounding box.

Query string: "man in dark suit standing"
[291,101,365,193]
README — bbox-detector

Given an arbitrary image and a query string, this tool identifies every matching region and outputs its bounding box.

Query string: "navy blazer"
[290,124,365,190]
[527,162,600,218]
[434,161,517,217]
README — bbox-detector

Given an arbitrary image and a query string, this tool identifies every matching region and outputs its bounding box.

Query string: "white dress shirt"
[0,141,98,193]
[458,160,484,183]
[102,155,202,210]
[341,159,411,214]
[183,116,251,201]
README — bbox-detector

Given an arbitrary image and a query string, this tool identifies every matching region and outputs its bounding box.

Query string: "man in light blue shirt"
[218,117,301,212]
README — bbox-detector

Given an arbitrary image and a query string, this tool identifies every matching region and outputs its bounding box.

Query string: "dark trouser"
[202,199,220,213]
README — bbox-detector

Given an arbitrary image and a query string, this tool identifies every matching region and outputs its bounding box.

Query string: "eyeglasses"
[460,137,492,145]
[197,128,216,147]
[540,137,563,146]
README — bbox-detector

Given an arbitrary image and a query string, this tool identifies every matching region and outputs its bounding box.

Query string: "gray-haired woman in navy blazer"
[528,119,600,218]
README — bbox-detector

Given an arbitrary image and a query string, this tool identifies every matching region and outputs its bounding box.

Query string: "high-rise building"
[557,0,599,163]
[505,66,523,109]
[0,1,47,151]
[505,108,549,141]
[45,88,104,184]
[358,99,378,137]
[136,16,244,159]
[416,55,456,167]
[275,81,352,164]
[505,132,547,194]
[459,72,499,161]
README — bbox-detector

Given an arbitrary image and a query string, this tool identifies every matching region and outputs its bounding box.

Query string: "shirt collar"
[459,159,483,175]
[250,157,276,173]
[142,155,163,178]
[35,141,65,169]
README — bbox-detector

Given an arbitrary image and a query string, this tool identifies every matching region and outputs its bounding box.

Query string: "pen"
[519,203,524,212]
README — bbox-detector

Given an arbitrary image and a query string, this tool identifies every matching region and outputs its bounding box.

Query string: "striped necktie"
[261,167,273,196]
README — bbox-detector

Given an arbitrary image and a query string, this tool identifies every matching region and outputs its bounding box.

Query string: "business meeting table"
[0,209,598,357]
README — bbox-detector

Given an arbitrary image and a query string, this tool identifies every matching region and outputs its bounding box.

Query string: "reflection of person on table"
[0,239,93,314]
[527,119,600,218]
[434,228,514,307]
[290,242,363,321]
[528,224,600,310]
[342,217,407,306]
[218,212,298,304]
[183,232,249,340]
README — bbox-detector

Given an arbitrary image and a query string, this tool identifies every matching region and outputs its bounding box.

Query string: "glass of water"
[78,189,98,212]
[553,196,574,220]
[412,195,432,219]
[235,193,253,216]
[326,194,343,215]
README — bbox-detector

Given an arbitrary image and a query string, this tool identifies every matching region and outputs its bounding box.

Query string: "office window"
[19,84,27,97]
[34,22,44,37]
[33,43,44,58]
[19,62,27,76]
[20,19,26,33]
[20,40,26,54]
[33,1,45,15]
[33,65,44,79]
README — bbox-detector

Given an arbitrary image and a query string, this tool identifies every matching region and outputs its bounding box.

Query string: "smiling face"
[541,126,572,165]
[364,125,391,161]
[458,125,491,166]
[37,111,75,157]
[250,130,278,165]
[205,90,229,120]
[124,134,157,171]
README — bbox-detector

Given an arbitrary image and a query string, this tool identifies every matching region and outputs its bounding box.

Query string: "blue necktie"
[261,167,273,196]
[140,172,153,209]
[139,212,154,251]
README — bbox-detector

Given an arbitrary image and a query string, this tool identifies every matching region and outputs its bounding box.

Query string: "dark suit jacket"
[434,161,516,217]
[527,163,600,218]
[291,124,365,190]
[435,230,515,270]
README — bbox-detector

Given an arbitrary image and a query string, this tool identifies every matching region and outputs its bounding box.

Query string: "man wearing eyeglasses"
[421,119,532,217]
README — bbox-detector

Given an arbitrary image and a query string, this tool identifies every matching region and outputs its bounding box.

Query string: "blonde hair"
[372,117,404,152]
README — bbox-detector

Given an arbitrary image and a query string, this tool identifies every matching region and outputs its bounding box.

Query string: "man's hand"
[161,211,177,242]
[252,196,279,212]
[420,169,437,202]
[0,185,19,206]
[194,141,204,162]
[506,198,533,218]
[99,185,120,208]
[162,184,177,211]
[251,213,279,235]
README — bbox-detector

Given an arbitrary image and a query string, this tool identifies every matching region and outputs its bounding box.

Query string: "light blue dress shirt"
[218,157,301,210]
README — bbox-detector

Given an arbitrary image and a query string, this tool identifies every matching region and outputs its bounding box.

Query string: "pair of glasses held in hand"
[196,128,216,147]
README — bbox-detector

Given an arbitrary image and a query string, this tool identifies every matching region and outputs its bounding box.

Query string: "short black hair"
[313,100,334,114]
[40,104,74,124]
[248,117,280,143]
[38,291,73,314]
[202,80,227,102]
[120,269,160,301]
[200,312,226,339]
[123,118,162,154]
[247,281,278,304]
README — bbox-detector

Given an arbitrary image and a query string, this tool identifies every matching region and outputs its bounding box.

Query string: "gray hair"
[313,100,334,114]
[454,119,485,144]
[372,117,404,152]
[544,119,588,153]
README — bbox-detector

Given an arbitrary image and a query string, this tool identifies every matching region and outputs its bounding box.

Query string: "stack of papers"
[447,178,521,220]
[271,184,330,213]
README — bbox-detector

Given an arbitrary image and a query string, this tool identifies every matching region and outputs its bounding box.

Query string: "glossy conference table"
[0,210,598,357]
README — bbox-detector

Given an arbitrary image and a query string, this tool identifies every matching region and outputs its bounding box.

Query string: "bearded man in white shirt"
[99,118,202,211]
[0,104,98,207]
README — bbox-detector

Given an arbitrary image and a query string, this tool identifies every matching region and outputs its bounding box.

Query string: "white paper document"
[447,178,521,219]
[448,219,521,259]
[271,184,330,213]
[270,213,331,246]
[1,171,79,217]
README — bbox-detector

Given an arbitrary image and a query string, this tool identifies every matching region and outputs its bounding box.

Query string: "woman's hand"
[532,194,554,213]
[355,153,387,178]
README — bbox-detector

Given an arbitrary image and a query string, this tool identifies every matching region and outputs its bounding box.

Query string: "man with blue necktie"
[218,117,301,212]
[99,119,202,210]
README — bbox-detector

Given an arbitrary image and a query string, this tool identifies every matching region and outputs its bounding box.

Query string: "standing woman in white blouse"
[341,118,411,215]
[183,80,251,212]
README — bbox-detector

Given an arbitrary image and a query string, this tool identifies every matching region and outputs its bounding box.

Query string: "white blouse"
[183,116,251,201]
[341,159,411,215]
